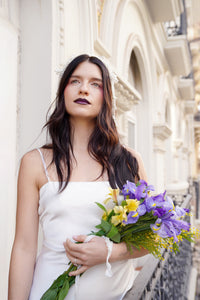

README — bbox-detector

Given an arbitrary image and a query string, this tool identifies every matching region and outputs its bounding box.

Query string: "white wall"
[0,17,18,300]
[18,0,53,160]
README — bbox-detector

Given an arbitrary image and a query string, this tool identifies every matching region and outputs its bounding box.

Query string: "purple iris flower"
[122,181,137,198]
[137,204,146,216]
[143,191,166,213]
[153,200,174,218]
[124,211,139,224]
[139,180,155,192]
[135,180,155,200]
[151,213,190,242]
[135,184,146,200]
[175,206,189,217]
[152,192,166,205]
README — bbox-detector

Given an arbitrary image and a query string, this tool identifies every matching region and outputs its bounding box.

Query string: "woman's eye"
[70,79,79,84]
[91,82,101,88]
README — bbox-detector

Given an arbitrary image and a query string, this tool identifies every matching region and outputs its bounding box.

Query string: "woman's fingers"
[69,265,88,276]
[64,240,85,258]
[63,235,107,269]
[72,235,88,242]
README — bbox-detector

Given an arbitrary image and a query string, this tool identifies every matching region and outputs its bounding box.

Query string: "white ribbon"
[102,236,113,277]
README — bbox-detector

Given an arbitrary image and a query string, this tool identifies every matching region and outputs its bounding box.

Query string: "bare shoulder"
[125,146,143,162]
[125,146,148,181]
[20,149,42,171]
[21,148,53,168]
[19,148,50,189]
[125,147,144,170]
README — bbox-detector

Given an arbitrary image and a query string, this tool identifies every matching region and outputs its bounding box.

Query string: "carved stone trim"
[58,0,65,66]
[96,0,105,33]
[153,123,172,140]
[115,75,141,112]
[173,138,183,150]
[194,126,200,143]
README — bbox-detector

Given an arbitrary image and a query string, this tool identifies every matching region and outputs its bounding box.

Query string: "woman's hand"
[63,235,107,276]
[63,235,149,277]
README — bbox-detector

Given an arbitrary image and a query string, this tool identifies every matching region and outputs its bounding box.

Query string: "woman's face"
[64,61,104,121]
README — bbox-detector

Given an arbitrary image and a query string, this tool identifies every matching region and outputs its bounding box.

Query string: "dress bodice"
[39,181,110,251]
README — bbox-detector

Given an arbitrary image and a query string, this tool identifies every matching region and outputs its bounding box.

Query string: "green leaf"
[40,288,58,300]
[95,224,102,229]
[107,225,119,239]
[100,219,112,233]
[110,232,121,243]
[107,210,115,222]
[57,279,70,300]
[93,229,106,236]
[95,202,107,213]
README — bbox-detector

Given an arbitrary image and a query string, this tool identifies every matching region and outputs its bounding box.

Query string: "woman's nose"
[79,82,89,96]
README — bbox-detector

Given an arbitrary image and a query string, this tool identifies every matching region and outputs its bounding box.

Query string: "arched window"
[128,51,142,94]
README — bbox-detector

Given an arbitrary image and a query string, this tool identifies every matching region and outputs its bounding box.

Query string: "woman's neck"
[70,118,95,152]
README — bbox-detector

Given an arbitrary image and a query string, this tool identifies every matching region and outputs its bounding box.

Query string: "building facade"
[1,0,199,298]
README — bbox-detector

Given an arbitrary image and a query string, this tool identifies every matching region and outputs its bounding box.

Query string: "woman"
[8,54,148,300]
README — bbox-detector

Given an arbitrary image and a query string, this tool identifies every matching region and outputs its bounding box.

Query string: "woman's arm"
[127,147,148,182]
[8,151,40,300]
[64,149,149,276]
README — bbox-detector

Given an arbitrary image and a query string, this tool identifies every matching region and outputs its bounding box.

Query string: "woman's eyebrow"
[70,75,102,82]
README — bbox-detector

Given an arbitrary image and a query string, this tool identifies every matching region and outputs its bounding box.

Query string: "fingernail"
[73,235,78,239]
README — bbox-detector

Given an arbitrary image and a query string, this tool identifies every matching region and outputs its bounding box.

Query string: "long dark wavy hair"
[43,54,140,191]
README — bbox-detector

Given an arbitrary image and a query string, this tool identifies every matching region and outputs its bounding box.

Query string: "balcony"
[164,35,192,77]
[178,77,194,100]
[124,193,197,300]
[145,0,183,23]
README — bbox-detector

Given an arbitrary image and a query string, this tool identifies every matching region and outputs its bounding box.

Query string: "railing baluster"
[124,194,193,300]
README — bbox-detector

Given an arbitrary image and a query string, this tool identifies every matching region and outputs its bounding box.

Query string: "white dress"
[28,149,136,300]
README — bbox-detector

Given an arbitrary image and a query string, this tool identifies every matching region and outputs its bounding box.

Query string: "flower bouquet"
[41,180,197,300]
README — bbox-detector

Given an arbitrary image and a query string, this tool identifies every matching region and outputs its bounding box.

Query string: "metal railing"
[124,194,193,300]
[164,0,187,37]
[193,180,200,219]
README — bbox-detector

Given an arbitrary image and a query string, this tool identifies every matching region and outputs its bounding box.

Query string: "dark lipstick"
[74,98,90,105]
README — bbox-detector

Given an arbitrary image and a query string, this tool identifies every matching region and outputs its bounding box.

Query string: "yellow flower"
[104,188,119,204]
[111,206,127,226]
[125,199,140,212]
[102,209,112,221]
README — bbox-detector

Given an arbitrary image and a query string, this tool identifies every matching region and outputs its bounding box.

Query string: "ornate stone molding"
[58,0,65,66]
[96,0,105,33]
[115,75,141,112]
[153,123,172,140]
[194,126,200,143]
[173,138,183,150]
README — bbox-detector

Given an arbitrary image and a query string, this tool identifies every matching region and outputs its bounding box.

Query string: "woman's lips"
[74,98,90,105]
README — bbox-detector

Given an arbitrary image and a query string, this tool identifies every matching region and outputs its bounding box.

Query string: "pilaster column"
[153,123,172,192]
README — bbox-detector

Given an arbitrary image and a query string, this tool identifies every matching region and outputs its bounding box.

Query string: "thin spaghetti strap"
[37,148,50,182]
